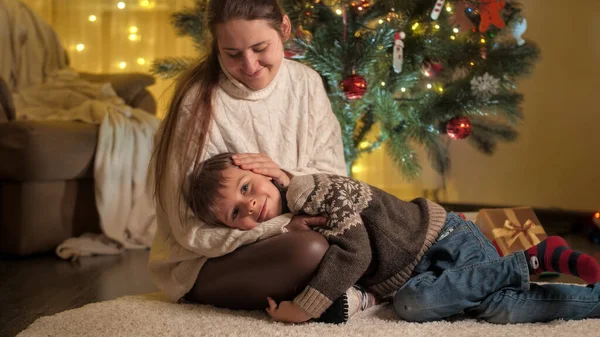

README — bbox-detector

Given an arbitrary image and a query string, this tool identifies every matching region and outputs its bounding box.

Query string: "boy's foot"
[316,292,348,324]
[525,236,600,284]
[346,286,378,318]
[316,286,379,324]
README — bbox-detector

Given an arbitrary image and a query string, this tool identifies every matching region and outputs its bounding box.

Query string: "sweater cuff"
[256,213,293,240]
[293,286,333,318]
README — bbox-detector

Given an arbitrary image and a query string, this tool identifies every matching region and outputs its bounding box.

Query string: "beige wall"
[356,0,600,212]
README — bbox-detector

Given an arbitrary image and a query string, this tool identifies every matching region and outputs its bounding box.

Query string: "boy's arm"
[284,174,374,319]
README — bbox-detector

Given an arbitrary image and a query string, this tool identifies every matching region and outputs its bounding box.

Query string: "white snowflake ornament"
[471,73,500,100]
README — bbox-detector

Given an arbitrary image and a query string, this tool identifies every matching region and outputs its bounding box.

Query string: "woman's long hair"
[152,0,286,213]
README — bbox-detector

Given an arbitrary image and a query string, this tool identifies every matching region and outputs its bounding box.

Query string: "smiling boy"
[189,153,600,324]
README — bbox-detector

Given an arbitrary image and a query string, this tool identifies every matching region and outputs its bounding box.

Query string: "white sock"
[346,287,378,317]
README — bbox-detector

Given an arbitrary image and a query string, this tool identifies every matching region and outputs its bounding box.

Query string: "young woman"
[148,0,346,309]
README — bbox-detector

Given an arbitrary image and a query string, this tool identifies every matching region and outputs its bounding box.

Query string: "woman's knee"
[187,230,328,308]
[278,230,329,272]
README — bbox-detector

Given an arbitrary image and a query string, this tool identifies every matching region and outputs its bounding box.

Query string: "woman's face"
[215,17,290,90]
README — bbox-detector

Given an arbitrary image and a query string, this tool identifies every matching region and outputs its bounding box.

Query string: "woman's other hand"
[285,215,327,232]
[232,153,291,187]
[266,297,312,323]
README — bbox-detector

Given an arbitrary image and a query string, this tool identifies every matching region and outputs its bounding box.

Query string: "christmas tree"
[152,0,540,179]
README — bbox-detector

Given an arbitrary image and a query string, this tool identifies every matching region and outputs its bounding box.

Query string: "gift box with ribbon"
[475,207,547,257]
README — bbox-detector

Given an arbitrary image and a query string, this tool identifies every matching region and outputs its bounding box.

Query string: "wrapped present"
[475,207,547,257]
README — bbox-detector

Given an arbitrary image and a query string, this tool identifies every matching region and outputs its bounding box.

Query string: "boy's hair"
[188,152,237,227]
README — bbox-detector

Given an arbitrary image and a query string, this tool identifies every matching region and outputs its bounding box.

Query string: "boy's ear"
[281,15,292,41]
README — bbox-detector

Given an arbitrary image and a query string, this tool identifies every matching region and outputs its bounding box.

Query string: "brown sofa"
[0,74,157,256]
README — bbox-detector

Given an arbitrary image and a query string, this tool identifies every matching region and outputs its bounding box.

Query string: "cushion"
[0,120,98,181]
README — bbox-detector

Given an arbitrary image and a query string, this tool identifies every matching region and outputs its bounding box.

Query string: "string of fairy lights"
[300,0,489,97]
[72,1,156,70]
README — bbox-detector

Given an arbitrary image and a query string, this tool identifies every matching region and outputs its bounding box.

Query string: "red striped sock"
[525,236,600,284]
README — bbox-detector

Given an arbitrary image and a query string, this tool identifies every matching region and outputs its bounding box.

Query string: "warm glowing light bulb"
[450,35,456,40]
[481,38,486,43]
[412,22,419,30]
[595,212,600,219]
[453,28,459,33]
[336,9,343,15]
[401,87,406,92]
[119,62,127,69]
[137,58,146,65]
[424,71,431,77]
[359,141,370,149]
[427,84,432,89]
[117,2,126,9]
[88,15,97,22]
[446,6,452,12]
[129,26,138,34]
[381,81,386,86]
[76,44,85,52]
[434,25,440,30]
[351,165,363,174]
[140,0,150,7]
[129,34,139,41]
[379,19,384,24]
[438,87,444,93]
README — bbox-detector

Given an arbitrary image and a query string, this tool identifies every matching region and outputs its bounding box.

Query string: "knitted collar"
[218,53,285,101]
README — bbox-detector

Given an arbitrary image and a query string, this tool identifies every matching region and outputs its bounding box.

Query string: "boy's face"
[216,167,282,230]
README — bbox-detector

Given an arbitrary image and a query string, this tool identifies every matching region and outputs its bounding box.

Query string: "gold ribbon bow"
[491,210,545,249]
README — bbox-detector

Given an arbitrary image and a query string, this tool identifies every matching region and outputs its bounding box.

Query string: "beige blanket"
[0,0,66,92]
[13,68,159,257]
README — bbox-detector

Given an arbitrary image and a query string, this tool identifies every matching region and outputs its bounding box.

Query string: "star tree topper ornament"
[478,0,506,32]
[393,32,406,73]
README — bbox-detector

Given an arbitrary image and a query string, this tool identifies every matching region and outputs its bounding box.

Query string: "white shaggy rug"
[17,292,600,337]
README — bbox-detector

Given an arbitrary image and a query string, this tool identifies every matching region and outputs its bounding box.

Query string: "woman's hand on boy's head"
[266,297,312,324]
[231,153,290,188]
[285,215,327,231]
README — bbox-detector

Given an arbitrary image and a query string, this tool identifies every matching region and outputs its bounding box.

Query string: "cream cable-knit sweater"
[148,57,346,301]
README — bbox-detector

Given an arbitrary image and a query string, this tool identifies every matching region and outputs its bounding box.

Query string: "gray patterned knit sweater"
[286,174,447,318]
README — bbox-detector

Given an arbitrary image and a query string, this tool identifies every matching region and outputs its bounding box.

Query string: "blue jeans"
[393,213,600,323]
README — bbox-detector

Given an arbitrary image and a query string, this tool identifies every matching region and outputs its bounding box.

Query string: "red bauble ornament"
[446,116,472,140]
[342,74,367,100]
[422,59,443,78]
